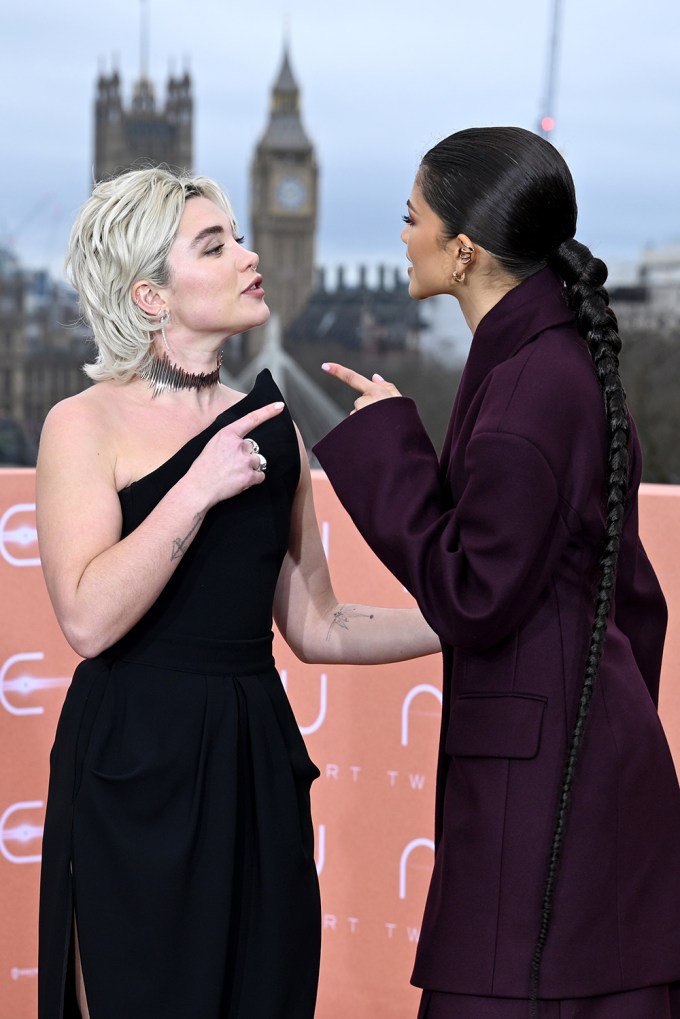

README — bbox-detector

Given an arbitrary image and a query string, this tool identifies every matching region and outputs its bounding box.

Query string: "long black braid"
[418,128,631,1016]
[527,239,630,1016]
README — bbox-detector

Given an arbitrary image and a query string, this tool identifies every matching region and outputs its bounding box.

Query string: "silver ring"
[255,453,267,472]
[244,437,259,454]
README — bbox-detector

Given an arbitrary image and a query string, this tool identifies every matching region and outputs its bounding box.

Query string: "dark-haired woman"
[314,127,680,1018]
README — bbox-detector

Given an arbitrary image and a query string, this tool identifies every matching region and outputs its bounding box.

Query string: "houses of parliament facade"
[0,44,423,464]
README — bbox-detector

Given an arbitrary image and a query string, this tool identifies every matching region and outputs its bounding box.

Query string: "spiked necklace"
[139,351,223,399]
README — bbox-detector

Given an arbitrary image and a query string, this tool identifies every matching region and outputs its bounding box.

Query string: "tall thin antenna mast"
[538,0,563,139]
[140,0,150,79]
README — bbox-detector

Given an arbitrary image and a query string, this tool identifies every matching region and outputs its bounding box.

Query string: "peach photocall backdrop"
[1,469,679,1019]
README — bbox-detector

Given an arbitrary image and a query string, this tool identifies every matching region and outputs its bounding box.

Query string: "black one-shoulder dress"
[38,371,321,1019]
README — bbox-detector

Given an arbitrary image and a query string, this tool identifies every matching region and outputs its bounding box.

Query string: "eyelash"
[402,214,414,226]
[205,235,245,256]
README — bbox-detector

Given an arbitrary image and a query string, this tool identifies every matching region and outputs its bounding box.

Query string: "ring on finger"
[254,452,267,472]
[244,437,259,454]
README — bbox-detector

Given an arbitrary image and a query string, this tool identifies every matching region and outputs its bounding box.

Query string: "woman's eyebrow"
[189,225,224,248]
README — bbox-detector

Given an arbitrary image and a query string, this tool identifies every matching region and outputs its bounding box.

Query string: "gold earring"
[458,243,474,264]
[452,271,466,284]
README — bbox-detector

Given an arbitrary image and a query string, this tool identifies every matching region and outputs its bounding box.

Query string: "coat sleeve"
[313,397,573,651]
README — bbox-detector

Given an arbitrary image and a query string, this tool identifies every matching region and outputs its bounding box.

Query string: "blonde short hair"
[66,166,237,383]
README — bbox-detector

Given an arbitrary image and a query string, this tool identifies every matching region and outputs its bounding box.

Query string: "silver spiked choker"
[139,351,223,399]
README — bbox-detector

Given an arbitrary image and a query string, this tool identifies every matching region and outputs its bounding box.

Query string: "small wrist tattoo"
[171,512,202,561]
[326,604,375,641]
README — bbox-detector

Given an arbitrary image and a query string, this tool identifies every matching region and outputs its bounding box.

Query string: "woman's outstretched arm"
[314,363,571,653]
[273,428,440,665]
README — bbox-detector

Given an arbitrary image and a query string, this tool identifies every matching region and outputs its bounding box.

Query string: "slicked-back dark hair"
[420,128,629,1016]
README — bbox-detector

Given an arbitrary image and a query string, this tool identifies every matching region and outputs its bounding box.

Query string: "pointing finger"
[321,362,375,394]
[227,401,285,438]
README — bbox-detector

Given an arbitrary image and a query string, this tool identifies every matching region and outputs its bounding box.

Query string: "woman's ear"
[455,234,476,266]
[447,234,477,284]
[131,280,165,319]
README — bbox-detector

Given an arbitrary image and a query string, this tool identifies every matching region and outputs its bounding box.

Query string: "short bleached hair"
[66,166,237,383]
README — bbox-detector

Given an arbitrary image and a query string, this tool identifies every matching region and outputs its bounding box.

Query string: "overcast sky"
[1,0,678,286]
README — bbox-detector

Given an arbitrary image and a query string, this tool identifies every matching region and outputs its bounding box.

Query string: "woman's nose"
[243,248,259,269]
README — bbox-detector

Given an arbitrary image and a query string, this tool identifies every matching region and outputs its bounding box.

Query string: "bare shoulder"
[42,381,119,432]
[36,382,127,568]
[38,382,121,479]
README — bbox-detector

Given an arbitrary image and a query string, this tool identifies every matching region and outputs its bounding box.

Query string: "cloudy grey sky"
[1,0,678,284]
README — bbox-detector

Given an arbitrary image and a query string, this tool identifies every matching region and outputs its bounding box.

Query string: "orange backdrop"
[1,470,678,1019]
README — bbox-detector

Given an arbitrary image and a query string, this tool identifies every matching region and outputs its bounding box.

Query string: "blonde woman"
[36,167,439,1019]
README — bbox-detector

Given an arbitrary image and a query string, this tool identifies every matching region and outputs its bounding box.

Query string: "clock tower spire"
[248,44,318,354]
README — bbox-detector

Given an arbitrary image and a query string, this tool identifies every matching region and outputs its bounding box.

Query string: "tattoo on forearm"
[171,513,203,561]
[326,605,375,641]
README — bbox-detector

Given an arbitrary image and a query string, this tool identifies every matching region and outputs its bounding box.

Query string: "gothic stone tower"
[248,46,318,355]
[94,68,193,182]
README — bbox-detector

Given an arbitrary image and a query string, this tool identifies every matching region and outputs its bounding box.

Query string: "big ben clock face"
[275,175,308,211]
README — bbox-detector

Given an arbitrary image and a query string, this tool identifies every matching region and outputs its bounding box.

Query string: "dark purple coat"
[314,269,680,999]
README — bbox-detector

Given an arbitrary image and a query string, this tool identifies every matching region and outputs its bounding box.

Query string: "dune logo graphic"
[399,838,435,900]
[0,800,44,864]
[1,652,70,716]
[315,823,326,876]
[401,684,442,746]
[280,670,328,735]
[0,503,40,567]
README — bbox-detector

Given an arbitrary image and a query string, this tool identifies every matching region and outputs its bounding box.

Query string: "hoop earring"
[452,271,466,284]
[158,310,171,352]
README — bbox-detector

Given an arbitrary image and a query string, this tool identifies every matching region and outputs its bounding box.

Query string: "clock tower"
[249,45,318,353]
